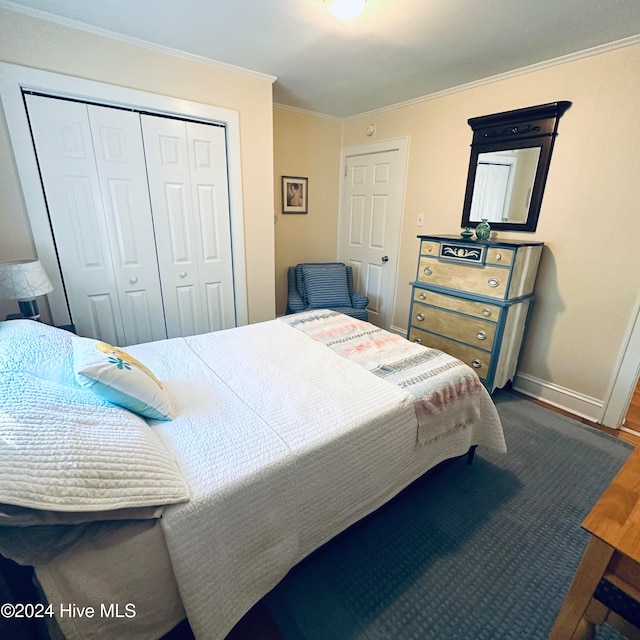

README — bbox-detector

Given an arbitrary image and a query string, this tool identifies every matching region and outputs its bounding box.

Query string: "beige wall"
[273,107,343,315]
[0,7,276,324]
[274,43,640,414]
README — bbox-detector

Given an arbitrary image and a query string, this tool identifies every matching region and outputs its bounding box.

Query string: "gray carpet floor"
[264,391,633,640]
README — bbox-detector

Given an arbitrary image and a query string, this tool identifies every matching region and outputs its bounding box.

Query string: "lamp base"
[17,299,41,321]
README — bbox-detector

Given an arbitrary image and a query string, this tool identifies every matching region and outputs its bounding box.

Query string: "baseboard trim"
[389,324,407,336]
[512,372,605,424]
[390,331,608,425]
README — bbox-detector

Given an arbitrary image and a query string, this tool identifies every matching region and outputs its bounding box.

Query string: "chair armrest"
[287,291,306,313]
[350,293,369,309]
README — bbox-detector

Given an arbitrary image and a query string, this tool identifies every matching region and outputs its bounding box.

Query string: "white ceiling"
[4,0,640,118]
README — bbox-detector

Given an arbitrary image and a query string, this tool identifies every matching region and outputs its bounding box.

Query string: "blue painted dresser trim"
[409,234,543,393]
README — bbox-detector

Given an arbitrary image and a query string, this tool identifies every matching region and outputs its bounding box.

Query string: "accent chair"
[286,263,369,321]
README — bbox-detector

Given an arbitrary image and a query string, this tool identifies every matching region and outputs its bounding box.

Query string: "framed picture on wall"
[282,176,308,214]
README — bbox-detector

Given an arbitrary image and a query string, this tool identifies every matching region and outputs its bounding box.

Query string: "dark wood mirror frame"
[461,101,572,233]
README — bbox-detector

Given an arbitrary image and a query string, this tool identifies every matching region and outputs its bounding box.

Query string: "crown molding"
[3,1,638,120]
[344,34,640,121]
[0,0,277,84]
[273,102,343,122]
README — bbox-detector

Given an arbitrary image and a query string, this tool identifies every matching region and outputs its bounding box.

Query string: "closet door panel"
[175,285,198,337]
[88,105,167,345]
[204,282,224,331]
[164,183,192,264]
[87,294,121,346]
[25,94,125,345]
[187,122,236,332]
[142,115,236,337]
[141,115,203,338]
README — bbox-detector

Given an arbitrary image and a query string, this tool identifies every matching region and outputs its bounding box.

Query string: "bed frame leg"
[467,445,478,465]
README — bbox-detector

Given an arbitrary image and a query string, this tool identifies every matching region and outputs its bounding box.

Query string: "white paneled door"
[88,104,168,345]
[141,115,235,338]
[339,141,407,329]
[25,94,236,345]
[471,159,512,223]
[26,95,134,345]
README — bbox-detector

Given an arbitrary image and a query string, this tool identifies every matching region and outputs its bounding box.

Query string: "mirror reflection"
[461,101,571,233]
[469,147,541,224]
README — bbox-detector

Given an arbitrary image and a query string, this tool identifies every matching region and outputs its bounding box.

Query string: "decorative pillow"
[0,371,189,513]
[302,264,352,309]
[73,337,174,421]
[0,319,75,387]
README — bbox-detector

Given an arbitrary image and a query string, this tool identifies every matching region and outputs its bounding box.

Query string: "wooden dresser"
[408,234,543,393]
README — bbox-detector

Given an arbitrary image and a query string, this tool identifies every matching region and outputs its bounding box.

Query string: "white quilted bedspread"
[127,317,505,640]
[0,372,189,513]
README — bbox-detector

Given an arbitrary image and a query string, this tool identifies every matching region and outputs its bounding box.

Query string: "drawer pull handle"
[416,313,425,322]
[471,359,482,369]
[482,308,492,317]
[423,266,433,276]
[488,277,500,288]
[180,271,187,278]
[495,253,502,261]
[419,293,426,300]
[413,338,422,344]
[129,276,138,284]
[476,331,487,340]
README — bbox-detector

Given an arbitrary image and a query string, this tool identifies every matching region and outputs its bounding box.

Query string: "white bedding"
[0,372,188,513]
[33,315,505,640]
[36,520,185,640]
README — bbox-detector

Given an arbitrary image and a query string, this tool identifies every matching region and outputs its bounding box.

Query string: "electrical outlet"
[417,214,424,227]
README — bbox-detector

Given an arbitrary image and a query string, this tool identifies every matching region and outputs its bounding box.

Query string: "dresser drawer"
[486,247,514,266]
[408,328,489,380]
[421,239,513,267]
[418,256,507,298]
[411,301,496,349]
[419,240,440,257]
[412,288,501,321]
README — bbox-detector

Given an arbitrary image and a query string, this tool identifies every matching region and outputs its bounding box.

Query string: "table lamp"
[0,260,54,321]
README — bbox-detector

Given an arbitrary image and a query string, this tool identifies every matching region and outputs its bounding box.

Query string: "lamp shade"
[0,260,54,301]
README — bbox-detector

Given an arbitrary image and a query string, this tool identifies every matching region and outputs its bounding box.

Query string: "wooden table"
[549,445,640,640]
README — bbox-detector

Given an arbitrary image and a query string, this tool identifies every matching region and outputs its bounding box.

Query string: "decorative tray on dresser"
[408,234,544,393]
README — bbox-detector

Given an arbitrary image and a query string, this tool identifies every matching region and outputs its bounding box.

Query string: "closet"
[25,93,236,346]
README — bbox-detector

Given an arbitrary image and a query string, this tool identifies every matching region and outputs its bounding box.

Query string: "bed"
[0,310,506,640]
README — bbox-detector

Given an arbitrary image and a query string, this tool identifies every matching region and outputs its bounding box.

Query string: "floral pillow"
[73,337,174,421]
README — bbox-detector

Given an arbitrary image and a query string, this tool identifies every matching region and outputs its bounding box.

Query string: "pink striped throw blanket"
[281,310,486,446]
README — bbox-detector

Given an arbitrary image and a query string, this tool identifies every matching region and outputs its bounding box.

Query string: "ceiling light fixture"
[324,0,366,20]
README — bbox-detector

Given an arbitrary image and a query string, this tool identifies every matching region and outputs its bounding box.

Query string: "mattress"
[31,314,504,640]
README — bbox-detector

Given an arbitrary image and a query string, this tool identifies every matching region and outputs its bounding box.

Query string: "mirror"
[461,101,571,232]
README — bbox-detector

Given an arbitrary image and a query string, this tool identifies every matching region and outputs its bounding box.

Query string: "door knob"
[381,256,389,263]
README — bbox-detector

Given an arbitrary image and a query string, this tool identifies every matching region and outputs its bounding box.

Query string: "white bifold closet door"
[141,115,235,339]
[25,93,235,346]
